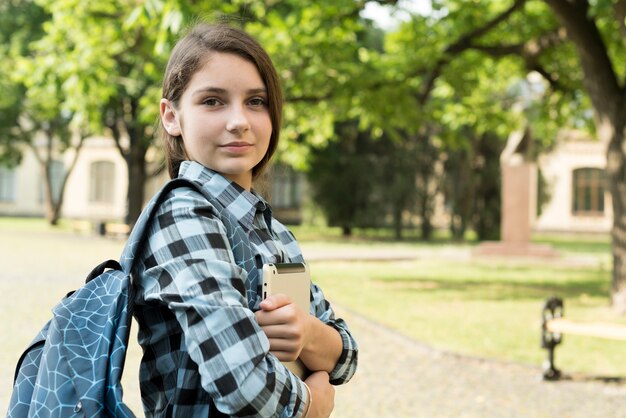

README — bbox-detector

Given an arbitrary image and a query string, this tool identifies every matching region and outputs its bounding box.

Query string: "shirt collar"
[177,161,271,231]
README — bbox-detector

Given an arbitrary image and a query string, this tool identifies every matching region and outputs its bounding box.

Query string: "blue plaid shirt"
[132,161,358,417]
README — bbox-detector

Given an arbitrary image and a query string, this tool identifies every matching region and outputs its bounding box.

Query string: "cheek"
[261,115,273,141]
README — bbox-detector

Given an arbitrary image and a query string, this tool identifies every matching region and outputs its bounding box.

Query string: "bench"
[96,221,131,238]
[70,220,93,233]
[70,220,130,237]
[104,222,130,237]
[541,296,626,380]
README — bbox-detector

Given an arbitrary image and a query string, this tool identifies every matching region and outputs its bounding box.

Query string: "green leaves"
[4,0,611,203]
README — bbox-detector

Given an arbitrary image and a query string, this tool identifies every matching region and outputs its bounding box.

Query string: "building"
[535,130,611,234]
[0,130,612,234]
[0,135,304,225]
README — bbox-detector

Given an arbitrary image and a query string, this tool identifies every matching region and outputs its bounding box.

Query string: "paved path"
[1,228,625,417]
[332,307,626,418]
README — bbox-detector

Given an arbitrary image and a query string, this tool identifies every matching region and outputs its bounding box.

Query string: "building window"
[271,165,302,209]
[0,166,16,202]
[89,161,115,203]
[572,168,605,215]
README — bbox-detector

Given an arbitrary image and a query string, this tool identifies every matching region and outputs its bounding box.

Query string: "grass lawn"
[310,257,626,376]
[291,226,622,377]
[1,218,622,381]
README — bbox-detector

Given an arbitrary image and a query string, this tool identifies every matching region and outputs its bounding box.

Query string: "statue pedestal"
[473,131,559,259]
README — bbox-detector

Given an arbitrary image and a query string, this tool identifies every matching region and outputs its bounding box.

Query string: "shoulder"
[137,185,233,266]
[271,217,296,241]
[155,184,219,220]
[143,184,227,243]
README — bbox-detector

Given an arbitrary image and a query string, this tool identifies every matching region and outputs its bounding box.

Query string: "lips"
[220,141,253,153]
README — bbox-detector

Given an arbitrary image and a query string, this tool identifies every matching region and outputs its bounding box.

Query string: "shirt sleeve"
[309,282,359,384]
[138,190,309,417]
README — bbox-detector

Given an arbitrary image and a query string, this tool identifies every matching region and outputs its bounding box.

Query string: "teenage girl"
[132,23,358,417]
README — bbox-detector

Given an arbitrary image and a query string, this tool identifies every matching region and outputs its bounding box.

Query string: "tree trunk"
[40,128,58,226]
[607,121,626,313]
[544,0,626,312]
[420,197,433,241]
[42,161,57,226]
[49,147,84,226]
[393,205,403,240]
[125,143,148,227]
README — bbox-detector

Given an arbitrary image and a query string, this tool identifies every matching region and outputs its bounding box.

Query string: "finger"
[267,338,299,353]
[270,350,299,362]
[260,293,292,311]
[256,306,298,326]
[255,310,287,327]
[261,324,301,339]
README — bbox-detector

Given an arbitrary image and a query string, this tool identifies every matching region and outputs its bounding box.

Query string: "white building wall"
[0,136,130,222]
[535,136,612,233]
[62,136,128,221]
[0,149,43,216]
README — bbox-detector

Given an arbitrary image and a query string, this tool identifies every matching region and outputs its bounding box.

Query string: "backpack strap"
[119,178,205,273]
[85,259,123,283]
[119,177,259,307]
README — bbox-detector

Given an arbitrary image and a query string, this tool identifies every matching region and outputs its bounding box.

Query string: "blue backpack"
[7,178,257,417]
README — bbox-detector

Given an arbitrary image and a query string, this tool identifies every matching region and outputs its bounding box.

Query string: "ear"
[160,99,182,136]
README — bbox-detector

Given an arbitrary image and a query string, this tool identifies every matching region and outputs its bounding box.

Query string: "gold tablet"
[262,263,311,311]
[262,262,311,379]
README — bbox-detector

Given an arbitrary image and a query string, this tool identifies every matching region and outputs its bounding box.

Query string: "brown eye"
[248,97,267,107]
[203,98,221,106]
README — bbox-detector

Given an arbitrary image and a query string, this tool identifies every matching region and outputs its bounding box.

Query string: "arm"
[140,190,310,417]
[255,283,358,384]
[265,223,359,385]
[303,371,335,418]
[256,294,343,373]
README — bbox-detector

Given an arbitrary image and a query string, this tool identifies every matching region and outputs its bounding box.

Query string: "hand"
[255,293,311,362]
[304,371,335,418]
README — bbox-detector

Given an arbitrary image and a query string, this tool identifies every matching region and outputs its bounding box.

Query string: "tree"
[24,0,396,225]
[0,0,87,225]
[540,0,626,313]
[347,6,525,243]
[378,0,626,310]
[307,122,382,237]
[29,0,181,225]
[309,118,439,239]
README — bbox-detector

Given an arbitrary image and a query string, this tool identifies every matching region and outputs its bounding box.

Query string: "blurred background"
[3,1,626,416]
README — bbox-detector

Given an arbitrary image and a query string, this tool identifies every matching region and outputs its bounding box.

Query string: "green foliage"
[306,121,440,239]
[306,122,384,236]
[0,0,49,165]
[4,0,619,238]
[444,130,502,241]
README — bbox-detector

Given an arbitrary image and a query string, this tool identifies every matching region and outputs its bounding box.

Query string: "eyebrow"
[192,87,267,97]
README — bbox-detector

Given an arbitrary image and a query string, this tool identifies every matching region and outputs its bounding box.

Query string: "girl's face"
[160,52,272,190]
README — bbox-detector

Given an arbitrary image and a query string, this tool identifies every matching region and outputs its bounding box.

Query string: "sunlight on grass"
[0,217,76,233]
[310,255,625,377]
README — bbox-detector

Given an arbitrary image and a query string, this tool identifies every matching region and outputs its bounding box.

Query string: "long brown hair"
[160,23,283,179]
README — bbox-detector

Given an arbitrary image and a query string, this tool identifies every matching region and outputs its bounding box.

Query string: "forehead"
[187,52,265,90]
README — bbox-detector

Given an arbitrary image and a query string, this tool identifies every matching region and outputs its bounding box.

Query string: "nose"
[225,104,250,135]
